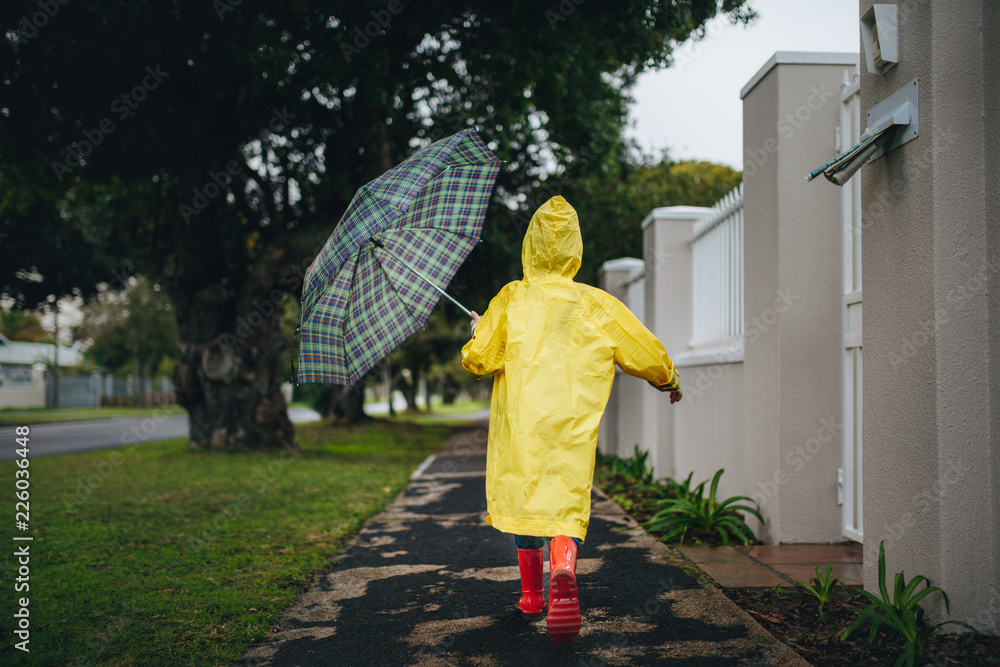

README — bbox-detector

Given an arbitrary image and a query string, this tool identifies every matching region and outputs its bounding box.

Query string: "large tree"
[0,0,754,449]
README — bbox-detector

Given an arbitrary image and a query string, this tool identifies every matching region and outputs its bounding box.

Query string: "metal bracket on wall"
[867,78,919,162]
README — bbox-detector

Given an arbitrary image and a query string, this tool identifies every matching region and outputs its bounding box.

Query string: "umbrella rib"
[371,244,424,331]
[373,240,473,317]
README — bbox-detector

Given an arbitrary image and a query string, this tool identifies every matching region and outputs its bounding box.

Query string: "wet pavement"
[242,424,807,666]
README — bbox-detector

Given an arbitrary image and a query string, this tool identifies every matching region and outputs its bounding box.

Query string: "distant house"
[0,333,85,383]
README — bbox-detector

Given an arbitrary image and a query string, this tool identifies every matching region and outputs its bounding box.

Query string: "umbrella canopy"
[297,128,501,385]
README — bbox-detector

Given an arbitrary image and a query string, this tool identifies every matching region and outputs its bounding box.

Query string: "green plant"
[777,563,844,625]
[651,470,695,501]
[608,445,655,487]
[610,492,634,512]
[643,468,763,545]
[841,541,979,667]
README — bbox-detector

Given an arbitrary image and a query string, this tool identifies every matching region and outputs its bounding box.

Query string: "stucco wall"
[986,0,1000,638]
[598,259,646,458]
[860,0,1000,631]
[742,55,854,543]
[673,360,745,500]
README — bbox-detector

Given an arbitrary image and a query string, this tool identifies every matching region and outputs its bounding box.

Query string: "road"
[0,406,322,462]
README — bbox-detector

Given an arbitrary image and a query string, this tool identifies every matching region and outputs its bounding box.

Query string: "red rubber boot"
[516,548,545,617]
[547,535,581,644]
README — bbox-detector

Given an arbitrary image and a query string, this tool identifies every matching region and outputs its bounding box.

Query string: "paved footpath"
[243,424,806,666]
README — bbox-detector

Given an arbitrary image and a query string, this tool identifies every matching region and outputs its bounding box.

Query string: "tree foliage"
[75,276,179,406]
[0,308,48,342]
[557,156,743,286]
[1,0,754,445]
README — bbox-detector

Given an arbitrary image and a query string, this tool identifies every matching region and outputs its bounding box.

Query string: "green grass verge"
[1,419,450,666]
[0,405,187,426]
[426,398,488,415]
[387,398,489,426]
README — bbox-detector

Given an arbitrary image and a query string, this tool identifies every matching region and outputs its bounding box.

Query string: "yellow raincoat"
[461,196,679,542]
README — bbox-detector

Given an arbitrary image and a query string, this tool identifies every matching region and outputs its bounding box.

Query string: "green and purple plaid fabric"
[298,129,501,385]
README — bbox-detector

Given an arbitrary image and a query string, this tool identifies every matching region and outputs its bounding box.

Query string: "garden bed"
[593,449,1000,666]
[722,586,1000,666]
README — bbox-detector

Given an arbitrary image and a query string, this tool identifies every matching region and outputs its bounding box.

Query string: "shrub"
[644,468,762,546]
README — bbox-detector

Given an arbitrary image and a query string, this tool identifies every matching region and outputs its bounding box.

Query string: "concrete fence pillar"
[639,206,705,478]
[740,53,855,543]
[599,258,646,458]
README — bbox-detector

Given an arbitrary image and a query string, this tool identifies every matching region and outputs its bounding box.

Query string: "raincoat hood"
[521,196,582,281]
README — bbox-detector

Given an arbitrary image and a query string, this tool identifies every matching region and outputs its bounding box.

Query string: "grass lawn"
[385,398,490,427]
[1,419,450,666]
[0,405,187,427]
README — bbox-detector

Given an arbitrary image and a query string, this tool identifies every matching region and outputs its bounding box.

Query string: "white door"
[839,66,863,542]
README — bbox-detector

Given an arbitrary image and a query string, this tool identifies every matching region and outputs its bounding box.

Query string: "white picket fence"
[689,184,744,346]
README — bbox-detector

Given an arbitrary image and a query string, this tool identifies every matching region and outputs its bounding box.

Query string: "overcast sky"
[627,0,861,169]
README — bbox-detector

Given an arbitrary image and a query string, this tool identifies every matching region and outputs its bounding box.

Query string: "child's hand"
[470,311,481,328]
[669,390,683,404]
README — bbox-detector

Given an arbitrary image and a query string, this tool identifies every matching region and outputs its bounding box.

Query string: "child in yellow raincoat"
[462,195,682,644]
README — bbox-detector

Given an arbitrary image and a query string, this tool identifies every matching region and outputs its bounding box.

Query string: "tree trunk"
[51,303,60,409]
[395,370,418,412]
[167,249,296,450]
[328,384,368,423]
[134,352,148,409]
[384,361,395,417]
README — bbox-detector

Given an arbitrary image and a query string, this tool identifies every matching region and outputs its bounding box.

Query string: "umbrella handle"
[372,240,473,317]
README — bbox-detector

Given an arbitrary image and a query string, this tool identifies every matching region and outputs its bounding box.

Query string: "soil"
[721,586,1000,666]
[593,466,1000,666]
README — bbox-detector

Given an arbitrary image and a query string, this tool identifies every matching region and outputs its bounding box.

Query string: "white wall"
[860,0,1000,632]
[0,369,46,409]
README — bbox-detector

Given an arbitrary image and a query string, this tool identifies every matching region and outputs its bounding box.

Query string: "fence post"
[90,370,101,408]
[598,258,646,458]
[639,206,707,478]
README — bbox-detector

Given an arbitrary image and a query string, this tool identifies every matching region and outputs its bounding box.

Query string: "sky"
[627,0,861,169]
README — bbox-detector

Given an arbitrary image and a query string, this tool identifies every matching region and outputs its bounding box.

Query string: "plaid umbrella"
[296,128,501,385]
